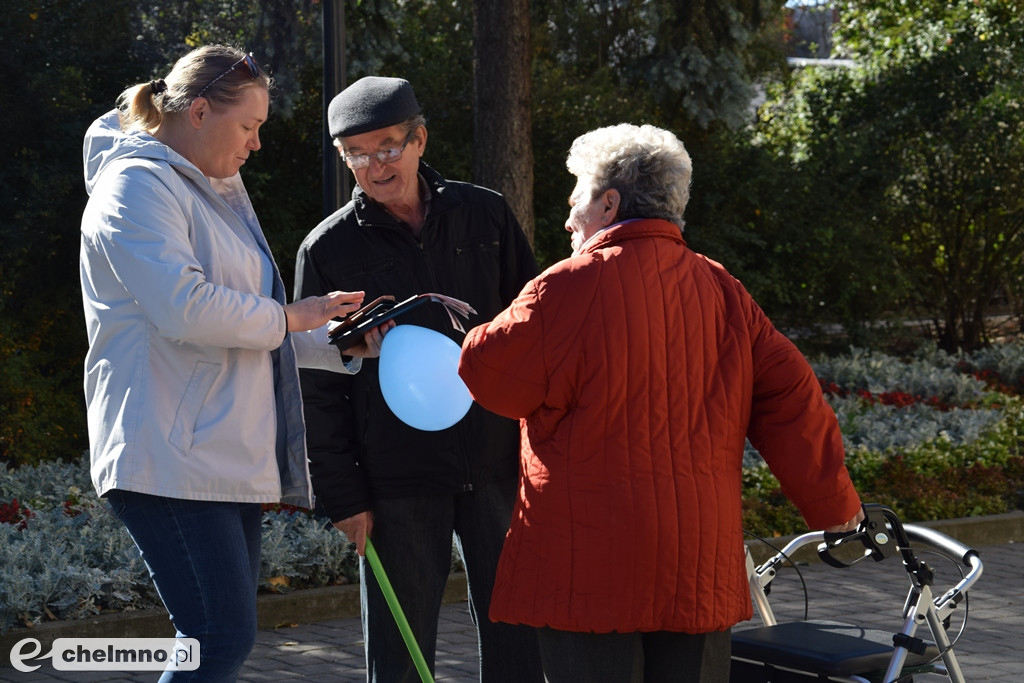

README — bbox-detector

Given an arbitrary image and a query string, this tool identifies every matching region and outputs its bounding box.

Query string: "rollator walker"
[731,503,984,682]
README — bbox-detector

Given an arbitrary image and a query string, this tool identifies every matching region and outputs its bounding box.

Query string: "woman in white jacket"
[80,45,387,681]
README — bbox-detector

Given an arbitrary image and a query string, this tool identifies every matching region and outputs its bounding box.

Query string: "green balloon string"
[364,537,435,683]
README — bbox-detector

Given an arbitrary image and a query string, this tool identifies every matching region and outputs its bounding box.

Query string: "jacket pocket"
[169,361,220,452]
[454,240,499,258]
[345,257,397,280]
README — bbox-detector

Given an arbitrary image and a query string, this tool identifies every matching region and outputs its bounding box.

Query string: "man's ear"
[600,188,621,226]
[412,125,428,157]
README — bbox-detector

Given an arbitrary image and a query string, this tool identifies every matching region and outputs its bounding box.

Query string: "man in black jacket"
[294,76,542,682]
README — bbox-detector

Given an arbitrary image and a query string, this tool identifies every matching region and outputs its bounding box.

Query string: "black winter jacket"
[294,162,538,522]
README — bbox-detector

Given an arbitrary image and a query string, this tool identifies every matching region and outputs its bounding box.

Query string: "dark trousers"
[360,478,544,682]
[536,627,731,683]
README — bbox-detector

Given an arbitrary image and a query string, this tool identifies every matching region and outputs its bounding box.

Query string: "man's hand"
[334,511,374,556]
[345,320,396,358]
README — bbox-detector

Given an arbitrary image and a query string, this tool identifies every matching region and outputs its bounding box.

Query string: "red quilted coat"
[458,219,862,633]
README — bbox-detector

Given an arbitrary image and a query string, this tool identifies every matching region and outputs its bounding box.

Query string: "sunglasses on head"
[196,53,260,99]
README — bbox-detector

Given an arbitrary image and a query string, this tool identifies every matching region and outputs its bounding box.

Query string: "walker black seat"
[731,619,940,677]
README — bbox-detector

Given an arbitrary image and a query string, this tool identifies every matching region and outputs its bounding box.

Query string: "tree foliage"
[755,0,1024,351]
[0,0,140,466]
[3,0,1020,465]
[838,0,1024,350]
[529,0,787,129]
[527,0,788,267]
[751,64,899,345]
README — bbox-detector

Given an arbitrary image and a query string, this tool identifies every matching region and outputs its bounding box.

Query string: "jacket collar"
[84,110,213,195]
[579,218,686,255]
[350,160,459,228]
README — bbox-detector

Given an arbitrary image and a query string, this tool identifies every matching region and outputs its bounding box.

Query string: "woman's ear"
[188,96,209,128]
[600,188,621,226]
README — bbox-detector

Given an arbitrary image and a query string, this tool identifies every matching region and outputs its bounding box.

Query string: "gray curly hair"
[566,123,692,229]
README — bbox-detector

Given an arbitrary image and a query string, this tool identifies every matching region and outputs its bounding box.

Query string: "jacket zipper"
[418,217,473,492]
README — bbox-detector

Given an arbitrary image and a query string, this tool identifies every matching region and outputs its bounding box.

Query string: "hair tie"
[150,79,167,95]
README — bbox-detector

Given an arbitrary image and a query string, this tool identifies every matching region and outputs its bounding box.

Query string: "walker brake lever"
[817,529,871,568]
[817,504,898,568]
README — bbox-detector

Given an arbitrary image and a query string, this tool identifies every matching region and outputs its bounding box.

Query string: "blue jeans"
[536,628,731,683]
[105,489,262,682]
[361,478,543,682]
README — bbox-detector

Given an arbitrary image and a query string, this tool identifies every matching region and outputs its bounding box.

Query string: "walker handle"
[903,524,979,567]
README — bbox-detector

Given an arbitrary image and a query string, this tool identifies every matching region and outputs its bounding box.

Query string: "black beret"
[328,76,421,139]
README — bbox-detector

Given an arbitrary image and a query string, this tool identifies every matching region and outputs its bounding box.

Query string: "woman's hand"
[824,507,866,534]
[344,320,396,358]
[283,291,364,332]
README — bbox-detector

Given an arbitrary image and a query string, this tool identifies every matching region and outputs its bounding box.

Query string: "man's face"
[340,124,425,209]
[565,175,607,255]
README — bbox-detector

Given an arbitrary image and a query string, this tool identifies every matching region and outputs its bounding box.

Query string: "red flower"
[261,502,312,517]
[0,498,34,530]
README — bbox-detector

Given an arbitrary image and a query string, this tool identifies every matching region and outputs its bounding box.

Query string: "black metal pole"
[323,0,348,218]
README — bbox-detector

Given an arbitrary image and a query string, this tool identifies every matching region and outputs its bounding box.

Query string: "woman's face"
[566,175,608,254]
[193,86,268,179]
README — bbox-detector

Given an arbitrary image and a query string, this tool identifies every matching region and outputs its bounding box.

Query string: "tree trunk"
[472,0,534,244]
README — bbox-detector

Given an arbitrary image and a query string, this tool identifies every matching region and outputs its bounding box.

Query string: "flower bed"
[3,342,1024,634]
[743,343,1024,535]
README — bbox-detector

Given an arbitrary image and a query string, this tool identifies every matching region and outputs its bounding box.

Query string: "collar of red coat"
[579,217,686,255]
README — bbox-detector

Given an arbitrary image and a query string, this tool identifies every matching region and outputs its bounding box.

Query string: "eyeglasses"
[196,53,260,99]
[341,130,416,170]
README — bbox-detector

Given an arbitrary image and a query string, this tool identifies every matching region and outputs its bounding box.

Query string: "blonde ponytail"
[116,80,166,133]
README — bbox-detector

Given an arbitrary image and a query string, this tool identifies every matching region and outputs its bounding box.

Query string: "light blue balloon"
[378,325,473,431]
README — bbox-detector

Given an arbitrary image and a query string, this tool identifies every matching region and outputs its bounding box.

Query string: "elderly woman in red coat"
[458,123,864,683]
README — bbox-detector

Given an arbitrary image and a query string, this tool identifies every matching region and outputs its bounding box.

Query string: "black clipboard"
[327,293,477,351]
